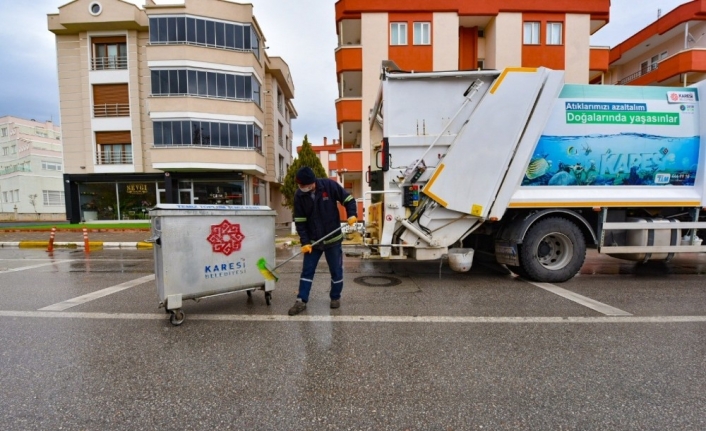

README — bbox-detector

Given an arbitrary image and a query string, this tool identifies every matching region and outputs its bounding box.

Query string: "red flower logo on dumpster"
[207,220,245,256]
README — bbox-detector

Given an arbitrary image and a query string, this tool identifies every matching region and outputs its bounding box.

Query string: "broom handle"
[272,226,343,271]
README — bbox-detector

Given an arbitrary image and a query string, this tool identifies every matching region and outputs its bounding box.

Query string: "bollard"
[83,228,90,253]
[47,227,57,252]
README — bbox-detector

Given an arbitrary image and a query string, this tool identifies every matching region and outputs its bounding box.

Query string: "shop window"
[193,181,245,205]
[252,178,266,205]
[118,182,156,219]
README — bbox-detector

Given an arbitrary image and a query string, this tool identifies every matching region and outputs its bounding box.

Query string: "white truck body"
[366,67,706,282]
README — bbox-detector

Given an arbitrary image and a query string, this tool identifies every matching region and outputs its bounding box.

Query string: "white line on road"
[526,281,633,316]
[0,260,76,274]
[38,275,155,311]
[2,310,705,323]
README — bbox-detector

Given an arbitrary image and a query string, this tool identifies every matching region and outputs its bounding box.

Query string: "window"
[546,22,562,45]
[93,84,129,117]
[523,22,540,45]
[43,190,65,206]
[413,22,431,45]
[13,190,19,203]
[92,36,127,70]
[278,122,284,147]
[1,128,6,137]
[153,120,263,153]
[330,170,337,177]
[89,2,102,15]
[148,16,260,57]
[150,69,260,103]
[660,51,668,60]
[252,177,266,205]
[95,131,132,164]
[329,153,337,162]
[42,161,62,171]
[277,88,284,114]
[279,155,285,180]
[390,22,407,45]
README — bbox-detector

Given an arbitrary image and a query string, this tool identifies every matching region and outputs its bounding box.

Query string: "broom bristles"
[256,257,279,282]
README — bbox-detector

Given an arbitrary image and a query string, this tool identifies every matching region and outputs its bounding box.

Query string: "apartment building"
[334,0,611,204]
[0,116,65,221]
[48,0,296,225]
[605,0,706,86]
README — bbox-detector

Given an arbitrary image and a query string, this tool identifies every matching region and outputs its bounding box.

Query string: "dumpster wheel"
[265,292,272,306]
[169,309,185,326]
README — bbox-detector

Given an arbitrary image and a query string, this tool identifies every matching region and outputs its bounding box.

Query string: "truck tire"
[518,217,585,283]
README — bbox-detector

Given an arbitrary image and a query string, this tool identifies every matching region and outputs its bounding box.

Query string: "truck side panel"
[422,68,553,217]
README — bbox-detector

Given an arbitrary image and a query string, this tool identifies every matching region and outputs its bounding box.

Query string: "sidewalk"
[0,227,299,249]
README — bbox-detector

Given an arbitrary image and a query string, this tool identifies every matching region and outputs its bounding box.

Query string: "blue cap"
[295,166,316,185]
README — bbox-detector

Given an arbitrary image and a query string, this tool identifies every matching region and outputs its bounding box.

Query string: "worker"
[288,166,357,316]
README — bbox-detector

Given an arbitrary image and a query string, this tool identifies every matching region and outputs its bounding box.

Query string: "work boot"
[330,299,341,309]
[288,300,307,316]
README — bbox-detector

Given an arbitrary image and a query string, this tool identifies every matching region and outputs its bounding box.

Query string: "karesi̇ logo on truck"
[667,91,696,104]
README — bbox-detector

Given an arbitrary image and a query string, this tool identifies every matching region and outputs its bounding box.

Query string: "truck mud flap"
[494,240,519,266]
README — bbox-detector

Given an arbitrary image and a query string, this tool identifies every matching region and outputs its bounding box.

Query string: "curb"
[2,241,154,249]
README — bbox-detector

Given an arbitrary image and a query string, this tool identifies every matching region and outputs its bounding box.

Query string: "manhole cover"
[353,275,402,287]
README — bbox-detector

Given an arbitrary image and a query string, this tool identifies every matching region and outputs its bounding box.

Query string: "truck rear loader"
[364,66,706,282]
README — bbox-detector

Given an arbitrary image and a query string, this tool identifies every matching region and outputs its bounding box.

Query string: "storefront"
[64,172,266,223]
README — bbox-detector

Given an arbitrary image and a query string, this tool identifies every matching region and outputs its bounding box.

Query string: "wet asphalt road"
[1,247,706,430]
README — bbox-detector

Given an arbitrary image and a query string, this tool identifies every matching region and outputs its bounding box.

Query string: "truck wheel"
[519,217,585,283]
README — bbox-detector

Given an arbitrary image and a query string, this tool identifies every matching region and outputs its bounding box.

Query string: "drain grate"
[353,275,402,287]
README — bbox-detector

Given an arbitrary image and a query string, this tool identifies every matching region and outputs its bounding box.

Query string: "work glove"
[301,244,313,254]
[347,216,357,226]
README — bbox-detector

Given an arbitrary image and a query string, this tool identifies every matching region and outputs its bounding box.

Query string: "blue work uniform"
[293,178,357,302]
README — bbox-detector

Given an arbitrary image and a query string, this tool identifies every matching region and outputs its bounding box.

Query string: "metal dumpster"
[149,204,276,325]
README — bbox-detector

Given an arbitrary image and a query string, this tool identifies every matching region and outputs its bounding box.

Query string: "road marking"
[2,310,704,323]
[0,260,76,274]
[38,275,155,311]
[526,281,632,316]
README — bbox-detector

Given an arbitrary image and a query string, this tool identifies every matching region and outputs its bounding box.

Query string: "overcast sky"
[0,0,694,147]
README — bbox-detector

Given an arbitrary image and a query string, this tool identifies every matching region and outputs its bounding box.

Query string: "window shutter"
[92,36,126,44]
[93,84,129,105]
[95,131,132,145]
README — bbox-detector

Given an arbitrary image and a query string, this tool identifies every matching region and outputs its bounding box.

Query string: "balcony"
[92,56,128,71]
[589,47,609,72]
[0,165,31,176]
[335,46,362,74]
[335,98,362,125]
[336,148,362,173]
[617,49,706,85]
[93,103,129,118]
[96,151,133,165]
[151,146,267,175]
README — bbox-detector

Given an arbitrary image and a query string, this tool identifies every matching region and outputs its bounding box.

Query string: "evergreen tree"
[282,135,328,209]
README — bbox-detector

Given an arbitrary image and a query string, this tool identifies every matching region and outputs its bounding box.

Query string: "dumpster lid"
[151,204,273,211]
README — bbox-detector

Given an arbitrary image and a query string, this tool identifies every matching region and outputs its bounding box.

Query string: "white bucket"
[448,248,474,272]
[681,235,703,246]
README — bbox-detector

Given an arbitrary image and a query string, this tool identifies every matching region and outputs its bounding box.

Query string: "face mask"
[298,184,314,193]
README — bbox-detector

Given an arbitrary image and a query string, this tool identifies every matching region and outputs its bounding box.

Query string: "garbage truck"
[364,66,706,282]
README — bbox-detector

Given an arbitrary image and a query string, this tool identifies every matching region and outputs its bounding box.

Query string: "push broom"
[257,226,343,282]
